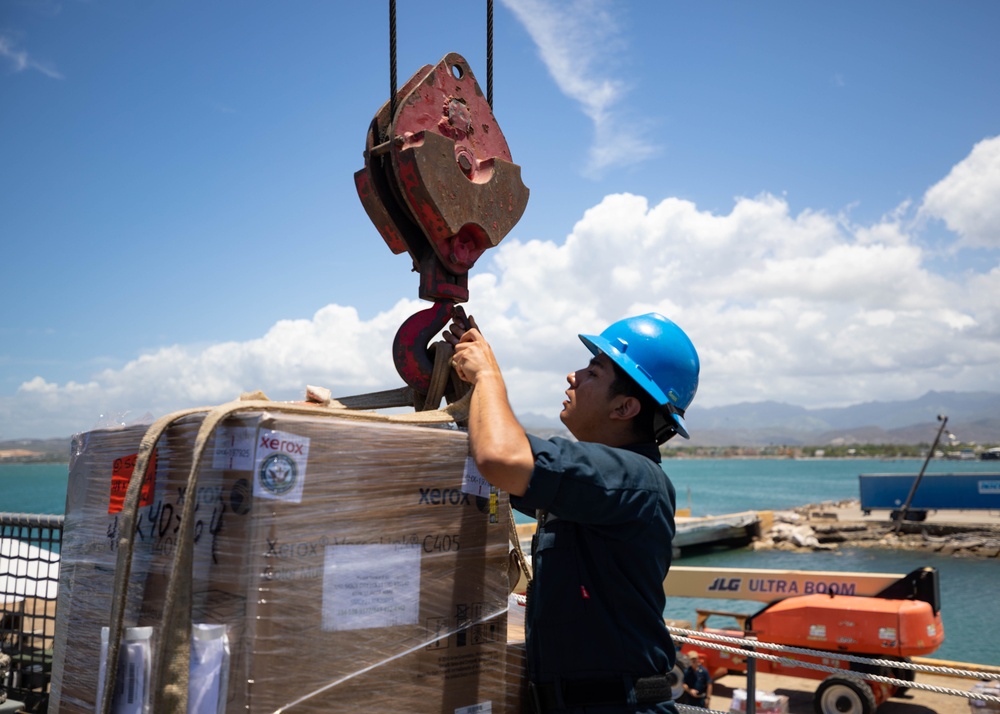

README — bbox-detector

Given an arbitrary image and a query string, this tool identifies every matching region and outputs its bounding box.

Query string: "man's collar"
[620,440,661,464]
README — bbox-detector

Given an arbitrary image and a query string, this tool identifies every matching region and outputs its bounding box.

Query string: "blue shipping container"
[859,472,1000,511]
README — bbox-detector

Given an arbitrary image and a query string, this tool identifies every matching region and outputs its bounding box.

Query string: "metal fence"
[1,512,63,712]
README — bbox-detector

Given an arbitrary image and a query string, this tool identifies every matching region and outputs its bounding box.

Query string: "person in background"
[446,312,700,714]
[681,652,711,708]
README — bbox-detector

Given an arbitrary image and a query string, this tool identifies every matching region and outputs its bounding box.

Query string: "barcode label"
[127,660,137,705]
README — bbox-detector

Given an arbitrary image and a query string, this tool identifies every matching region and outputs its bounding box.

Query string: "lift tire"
[814,676,877,714]
[668,652,691,702]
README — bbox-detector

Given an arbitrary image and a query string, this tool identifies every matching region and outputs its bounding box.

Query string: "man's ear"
[610,395,642,421]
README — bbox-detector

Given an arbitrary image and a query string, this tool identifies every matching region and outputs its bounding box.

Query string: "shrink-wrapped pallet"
[49,410,512,713]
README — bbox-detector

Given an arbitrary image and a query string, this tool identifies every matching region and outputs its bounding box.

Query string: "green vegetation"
[661,443,999,459]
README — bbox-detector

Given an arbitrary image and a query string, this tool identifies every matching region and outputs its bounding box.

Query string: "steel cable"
[486,0,494,108]
[388,0,397,134]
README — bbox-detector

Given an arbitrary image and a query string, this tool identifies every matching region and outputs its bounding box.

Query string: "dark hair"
[608,361,659,443]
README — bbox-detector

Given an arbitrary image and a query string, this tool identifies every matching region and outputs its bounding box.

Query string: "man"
[681,652,711,708]
[446,312,700,714]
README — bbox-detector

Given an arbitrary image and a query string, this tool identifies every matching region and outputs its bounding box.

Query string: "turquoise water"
[1,462,70,514]
[3,459,998,665]
[661,456,1000,517]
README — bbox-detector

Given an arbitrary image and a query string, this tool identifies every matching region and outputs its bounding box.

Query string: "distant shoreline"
[0,454,982,466]
[0,452,69,464]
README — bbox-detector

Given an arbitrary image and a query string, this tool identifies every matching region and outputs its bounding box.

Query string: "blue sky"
[2,0,999,439]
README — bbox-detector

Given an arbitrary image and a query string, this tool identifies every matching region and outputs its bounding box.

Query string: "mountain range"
[2,391,997,459]
[520,390,1000,447]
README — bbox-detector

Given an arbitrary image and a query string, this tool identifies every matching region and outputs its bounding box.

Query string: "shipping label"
[212,426,255,471]
[322,543,421,631]
[108,451,158,514]
[462,457,499,523]
[462,457,491,499]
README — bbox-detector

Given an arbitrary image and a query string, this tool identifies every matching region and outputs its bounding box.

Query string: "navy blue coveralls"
[682,663,711,707]
[511,435,679,714]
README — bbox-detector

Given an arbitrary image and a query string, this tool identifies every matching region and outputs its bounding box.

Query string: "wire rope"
[388,0,397,132]
[486,0,494,108]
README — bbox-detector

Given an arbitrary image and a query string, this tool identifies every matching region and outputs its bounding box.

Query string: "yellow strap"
[507,499,533,585]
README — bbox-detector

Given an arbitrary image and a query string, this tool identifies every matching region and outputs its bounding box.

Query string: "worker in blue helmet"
[445,312,699,714]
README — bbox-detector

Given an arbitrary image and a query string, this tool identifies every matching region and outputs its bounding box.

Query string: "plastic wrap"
[49,410,517,713]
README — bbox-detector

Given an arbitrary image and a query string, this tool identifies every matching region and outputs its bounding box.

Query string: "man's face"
[560,352,618,442]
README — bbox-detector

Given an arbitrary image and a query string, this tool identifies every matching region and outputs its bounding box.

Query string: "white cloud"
[1,303,415,438]
[499,0,659,176]
[920,135,1000,249]
[478,191,999,414]
[0,33,63,79]
[4,149,1000,438]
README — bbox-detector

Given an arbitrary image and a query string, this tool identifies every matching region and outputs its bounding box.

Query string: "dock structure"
[673,511,763,554]
[708,666,1000,714]
[515,510,764,558]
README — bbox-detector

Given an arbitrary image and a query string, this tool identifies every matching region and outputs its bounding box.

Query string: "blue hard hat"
[579,313,700,439]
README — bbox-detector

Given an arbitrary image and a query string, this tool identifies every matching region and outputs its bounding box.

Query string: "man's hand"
[444,313,499,386]
[441,311,534,497]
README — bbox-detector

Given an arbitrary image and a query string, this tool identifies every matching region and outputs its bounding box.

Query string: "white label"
[322,543,421,631]
[189,624,230,714]
[97,626,153,714]
[878,627,896,640]
[462,457,492,499]
[211,426,255,470]
[455,703,493,714]
[253,429,310,503]
[808,624,826,639]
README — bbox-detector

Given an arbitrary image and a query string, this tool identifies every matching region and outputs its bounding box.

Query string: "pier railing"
[1,512,63,711]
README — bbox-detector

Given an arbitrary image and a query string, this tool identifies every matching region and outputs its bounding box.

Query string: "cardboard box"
[970,681,1000,712]
[729,688,790,714]
[50,410,511,713]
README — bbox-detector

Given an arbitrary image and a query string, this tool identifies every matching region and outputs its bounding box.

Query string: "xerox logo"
[259,434,307,455]
[419,488,471,506]
[417,487,491,514]
[259,453,297,496]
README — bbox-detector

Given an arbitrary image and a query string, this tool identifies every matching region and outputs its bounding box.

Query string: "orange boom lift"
[664,565,943,714]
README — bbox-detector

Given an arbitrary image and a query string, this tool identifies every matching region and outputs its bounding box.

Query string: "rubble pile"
[753,500,1000,559]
